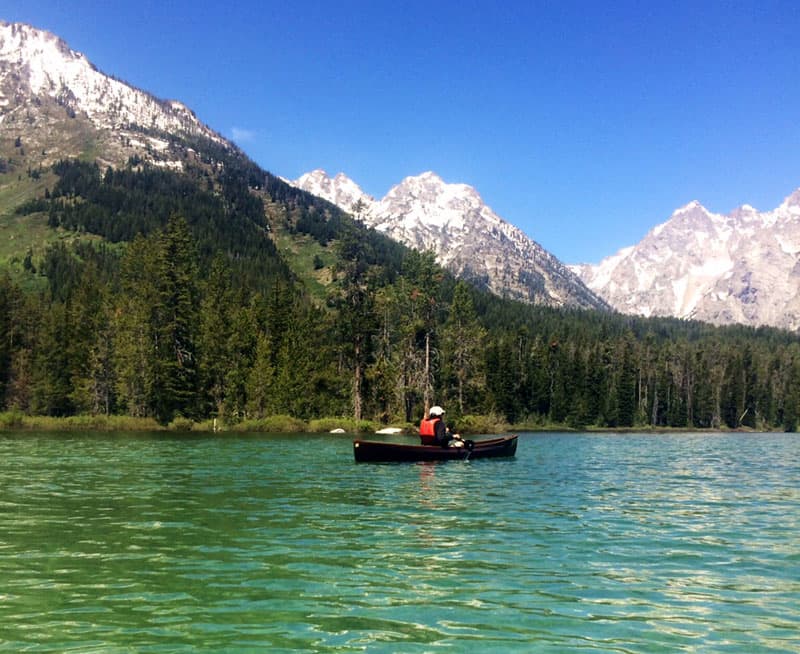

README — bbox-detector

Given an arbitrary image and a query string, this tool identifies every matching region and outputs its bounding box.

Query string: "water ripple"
[1,432,799,652]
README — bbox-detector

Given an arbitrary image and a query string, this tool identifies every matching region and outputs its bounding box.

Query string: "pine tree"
[441,281,486,415]
[360,287,403,422]
[115,235,159,417]
[393,251,442,420]
[31,301,73,416]
[197,254,235,418]
[616,335,638,427]
[68,261,115,414]
[270,309,317,418]
[0,276,15,407]
[333,231,378,423]
[782,352,800,431]
[151,215,199,422]
[222,301,259,420]
[246,331,275,418]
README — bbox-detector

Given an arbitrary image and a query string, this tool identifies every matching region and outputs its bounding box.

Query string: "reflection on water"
[0,431,798,652]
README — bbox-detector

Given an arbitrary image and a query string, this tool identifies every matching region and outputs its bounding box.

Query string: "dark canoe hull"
[353,435,518,463]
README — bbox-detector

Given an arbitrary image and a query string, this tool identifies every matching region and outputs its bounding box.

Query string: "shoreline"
[0,412,784,435]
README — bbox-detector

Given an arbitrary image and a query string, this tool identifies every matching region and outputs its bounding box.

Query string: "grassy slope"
[0,171,56,288]
[0,117,107,284]
[0,171,110,289]
[264,200,339,304]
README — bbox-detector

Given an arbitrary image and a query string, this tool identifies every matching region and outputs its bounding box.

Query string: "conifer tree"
[333,231,378,423]
[115,235,159,417]
[31,301,73,416]
[270,308,318,418]
[151,215,199,422]
[0,275,15,407]
[222,301,259,420]
[366,288,402,422]
[246,331,276,418]
[3,288,39,412]
[393,251,442,421]
[67,261,115,414]
[441,281,486,414]
[782,353,800,431]
[197,254,235,418]
[616,334,638,427]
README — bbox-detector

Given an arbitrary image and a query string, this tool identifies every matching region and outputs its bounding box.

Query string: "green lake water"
[0,431,798,653]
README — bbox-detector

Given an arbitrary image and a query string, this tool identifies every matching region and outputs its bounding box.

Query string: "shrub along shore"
[0,411,504,434]
[0,411,767,434]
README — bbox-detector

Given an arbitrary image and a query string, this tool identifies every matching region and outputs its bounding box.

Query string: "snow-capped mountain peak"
[573,189,800,330]
[0,21,219,139]
[293,169,607,310]
[379,172,487,234]
[294,169,375,216]
[0,21,226,169]
[674,200,705,215]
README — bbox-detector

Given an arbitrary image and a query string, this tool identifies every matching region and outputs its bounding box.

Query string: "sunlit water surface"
[1,431,798,652]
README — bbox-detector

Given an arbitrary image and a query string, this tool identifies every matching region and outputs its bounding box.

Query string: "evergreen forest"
[3,151,800,432]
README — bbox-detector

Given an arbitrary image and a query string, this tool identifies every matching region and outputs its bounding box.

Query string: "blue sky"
[5,1,800,263]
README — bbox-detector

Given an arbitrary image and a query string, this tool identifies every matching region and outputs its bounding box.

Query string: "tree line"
[3,157,800,430]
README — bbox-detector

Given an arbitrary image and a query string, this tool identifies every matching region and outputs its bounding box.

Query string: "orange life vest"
[419,417,440,445]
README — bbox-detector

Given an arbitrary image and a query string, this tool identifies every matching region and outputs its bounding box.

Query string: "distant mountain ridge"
[293,169,609,311]
[571,191,800,331]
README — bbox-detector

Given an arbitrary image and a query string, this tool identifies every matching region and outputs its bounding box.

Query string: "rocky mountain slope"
[293,169,608,311]
[0,20,230,172]
[571,192,800,330]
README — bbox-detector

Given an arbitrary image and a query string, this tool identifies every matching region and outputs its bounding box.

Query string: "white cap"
[429,405,445,416]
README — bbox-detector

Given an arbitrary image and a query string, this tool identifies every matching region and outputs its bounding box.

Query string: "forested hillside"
[2,152,800,431]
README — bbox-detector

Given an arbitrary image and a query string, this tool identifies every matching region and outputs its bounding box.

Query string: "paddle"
[458,437,475,461]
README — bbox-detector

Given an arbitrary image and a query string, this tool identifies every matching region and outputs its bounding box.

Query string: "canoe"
[353,434,517,463]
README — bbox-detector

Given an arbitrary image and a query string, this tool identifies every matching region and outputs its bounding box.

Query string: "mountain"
[0,20,230,172]
[293,169,608,311]
[0,21,327,303]
[571,192,800,330]
[1,20,606,313]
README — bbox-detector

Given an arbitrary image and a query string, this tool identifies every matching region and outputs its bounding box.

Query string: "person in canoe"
[419,405,465,448]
